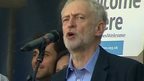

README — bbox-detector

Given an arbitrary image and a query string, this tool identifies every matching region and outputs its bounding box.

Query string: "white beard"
[64,29,95,52]
[64,33,83,52]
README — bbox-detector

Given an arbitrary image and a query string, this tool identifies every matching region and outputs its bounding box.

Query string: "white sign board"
[97,0,144,56]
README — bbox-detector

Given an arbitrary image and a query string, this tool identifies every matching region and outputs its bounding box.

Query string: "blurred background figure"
[30,32,67,81]
[0,74,9,81]
[56,50,69,72]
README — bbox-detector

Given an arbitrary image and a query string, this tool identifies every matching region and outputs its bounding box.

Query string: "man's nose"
[67,17,76,28]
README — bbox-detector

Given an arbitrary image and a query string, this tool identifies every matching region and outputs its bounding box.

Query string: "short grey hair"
[62,0,108,23]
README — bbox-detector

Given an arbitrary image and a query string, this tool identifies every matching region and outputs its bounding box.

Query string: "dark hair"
[32,30,67,58]
[52,30,67,58]
[57,49,69,61]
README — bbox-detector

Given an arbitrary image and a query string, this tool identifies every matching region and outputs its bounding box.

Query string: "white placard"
[97,0,144,56]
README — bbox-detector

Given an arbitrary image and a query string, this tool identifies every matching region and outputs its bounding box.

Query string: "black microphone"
[20,30,59,52]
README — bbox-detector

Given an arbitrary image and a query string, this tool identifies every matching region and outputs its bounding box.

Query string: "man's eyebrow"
[62,15,69,19]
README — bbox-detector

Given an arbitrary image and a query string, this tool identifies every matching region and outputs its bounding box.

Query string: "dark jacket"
[51,47,144,81]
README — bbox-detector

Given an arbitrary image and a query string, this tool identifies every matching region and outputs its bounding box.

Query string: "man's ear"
[95,20,106,36]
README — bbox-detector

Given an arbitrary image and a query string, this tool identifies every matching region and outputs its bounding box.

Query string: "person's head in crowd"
[31,31,67,81]
[56,50,69,72]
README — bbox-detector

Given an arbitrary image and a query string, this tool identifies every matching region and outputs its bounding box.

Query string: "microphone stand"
[31,41,46,81]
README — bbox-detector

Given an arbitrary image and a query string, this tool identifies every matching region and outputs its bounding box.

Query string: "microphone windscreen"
[20,30,60,52]
[44,30,60,43]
